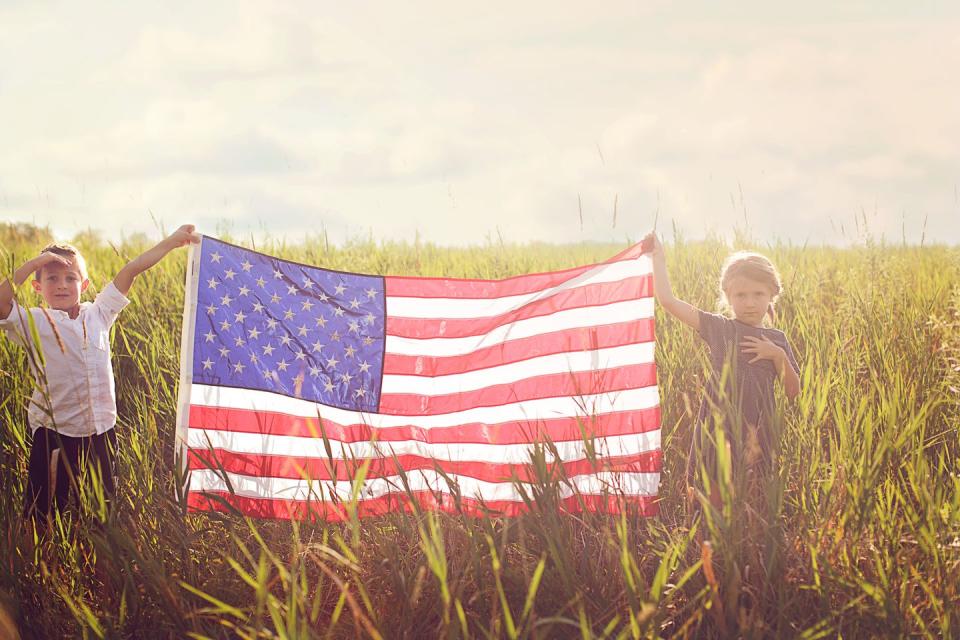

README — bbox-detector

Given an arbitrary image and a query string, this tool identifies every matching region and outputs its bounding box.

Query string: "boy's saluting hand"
[114,224,201,296]
[34,251,75,269]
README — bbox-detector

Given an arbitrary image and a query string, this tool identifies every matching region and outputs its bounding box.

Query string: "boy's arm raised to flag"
[642,232,702,331]
[113,225,201,296]
[0,252,73,319]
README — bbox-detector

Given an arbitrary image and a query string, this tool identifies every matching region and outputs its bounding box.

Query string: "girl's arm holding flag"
[642,231,702,331]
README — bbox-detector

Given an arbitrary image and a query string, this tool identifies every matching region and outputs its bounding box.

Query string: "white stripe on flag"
[386,257,652,318]
[384,298,655,356]
[187,428,660,464]
[380,342,655,395]
[189,468,660,502]
[189,383,660,428]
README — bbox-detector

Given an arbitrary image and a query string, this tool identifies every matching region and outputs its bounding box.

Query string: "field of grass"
[1,221,958,638]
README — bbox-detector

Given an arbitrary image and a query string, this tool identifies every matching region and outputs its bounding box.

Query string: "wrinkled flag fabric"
[175,236,660,520]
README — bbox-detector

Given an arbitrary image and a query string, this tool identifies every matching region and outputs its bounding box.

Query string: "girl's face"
[724,276,774,327]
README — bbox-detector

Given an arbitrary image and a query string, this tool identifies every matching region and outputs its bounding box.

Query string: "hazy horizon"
[3,215,954,251]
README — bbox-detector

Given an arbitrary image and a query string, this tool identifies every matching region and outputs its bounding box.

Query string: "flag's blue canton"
[192,237,385,412]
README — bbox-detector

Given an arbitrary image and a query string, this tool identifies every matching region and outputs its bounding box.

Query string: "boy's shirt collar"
[42,301,92,319]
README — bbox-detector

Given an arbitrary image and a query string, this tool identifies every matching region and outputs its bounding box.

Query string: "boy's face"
[32,259,89,312]
[725,276,774,326]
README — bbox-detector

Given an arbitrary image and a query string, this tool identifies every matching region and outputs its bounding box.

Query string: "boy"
[0,224,200,522]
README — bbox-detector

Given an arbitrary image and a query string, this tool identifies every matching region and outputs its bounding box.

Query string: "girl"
[642,232,801,506]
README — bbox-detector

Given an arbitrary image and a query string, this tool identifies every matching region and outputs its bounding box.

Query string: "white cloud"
[1,2,958,246]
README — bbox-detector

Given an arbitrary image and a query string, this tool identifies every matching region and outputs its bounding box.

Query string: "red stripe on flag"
[187,448,662,483]
[188,405,661,445]
[382,319,655,376]
[187,490,660,521]
[377,364,656,416]
[385,275,652,339]
[384,253,644,299]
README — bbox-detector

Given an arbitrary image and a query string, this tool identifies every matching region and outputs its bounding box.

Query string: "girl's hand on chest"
[739,335,785,364]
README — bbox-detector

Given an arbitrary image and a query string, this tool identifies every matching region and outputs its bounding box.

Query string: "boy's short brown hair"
[35,243,88,281]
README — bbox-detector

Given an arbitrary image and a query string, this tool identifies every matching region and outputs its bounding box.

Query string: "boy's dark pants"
[24,427,117,521]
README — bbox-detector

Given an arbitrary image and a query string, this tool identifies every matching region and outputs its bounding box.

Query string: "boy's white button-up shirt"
[0,282,131,437]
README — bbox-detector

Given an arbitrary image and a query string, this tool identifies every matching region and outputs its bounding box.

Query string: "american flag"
[175,236,660,520]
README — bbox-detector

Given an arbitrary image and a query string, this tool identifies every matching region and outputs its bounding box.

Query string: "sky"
[1,1,958,246]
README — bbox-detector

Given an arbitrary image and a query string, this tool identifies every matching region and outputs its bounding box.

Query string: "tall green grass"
[1,222,958,638]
